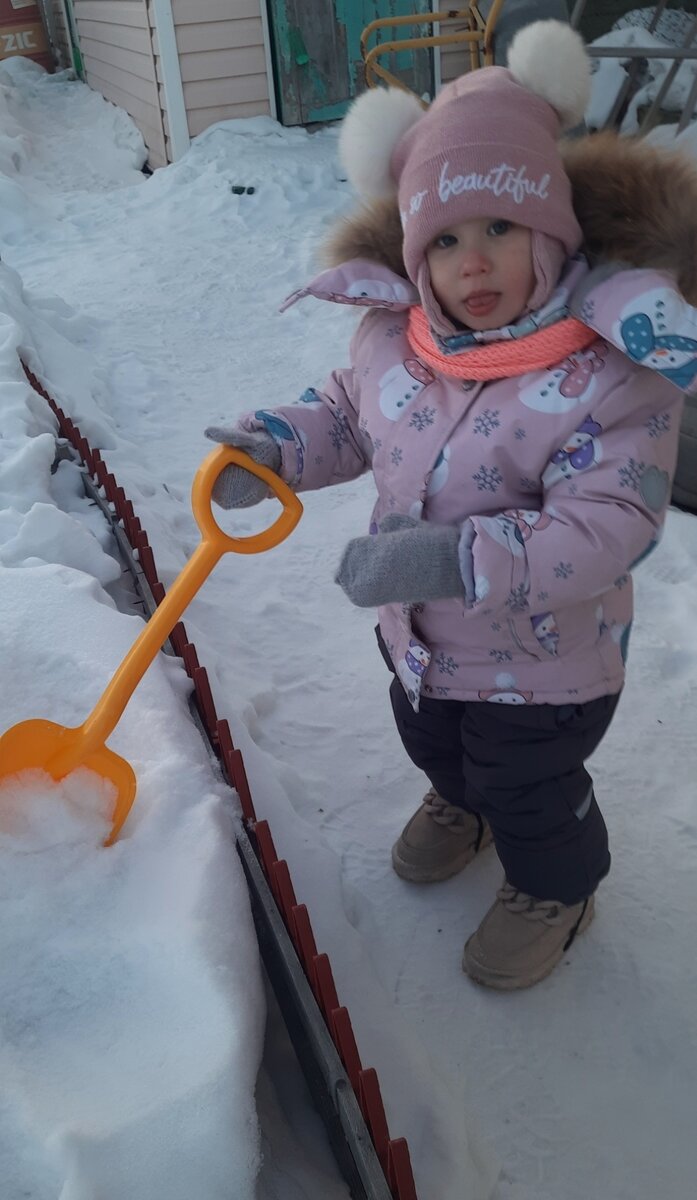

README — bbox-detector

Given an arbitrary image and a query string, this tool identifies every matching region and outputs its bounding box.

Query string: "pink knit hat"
[339,21,591,298]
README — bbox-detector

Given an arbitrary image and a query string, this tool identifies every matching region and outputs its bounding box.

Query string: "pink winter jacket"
[240,258,689,710]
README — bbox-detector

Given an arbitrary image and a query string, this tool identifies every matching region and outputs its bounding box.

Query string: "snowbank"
[0,65,265,1200]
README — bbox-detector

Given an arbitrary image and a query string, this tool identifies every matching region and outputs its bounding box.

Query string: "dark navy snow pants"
[386,659,620,905]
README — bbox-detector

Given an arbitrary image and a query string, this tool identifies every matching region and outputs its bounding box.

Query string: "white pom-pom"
[507,20,590,130]
[338,87,425,198]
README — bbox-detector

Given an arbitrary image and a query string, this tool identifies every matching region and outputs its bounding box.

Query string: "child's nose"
[458,246,491,276]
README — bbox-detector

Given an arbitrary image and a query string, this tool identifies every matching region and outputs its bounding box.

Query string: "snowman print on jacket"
[378,358,435,420]
[620,311,697,390]
[477,508,552,558]
[531,612,559,656]
[426,443,451,496]
[478,673,534,704]
[503,508,553,544]
[397,641,430,706]
[518,342,607,413]
[542,414,603,488]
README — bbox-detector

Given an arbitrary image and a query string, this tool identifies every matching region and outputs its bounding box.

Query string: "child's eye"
[434,233,457,249]
[488,220,511,237]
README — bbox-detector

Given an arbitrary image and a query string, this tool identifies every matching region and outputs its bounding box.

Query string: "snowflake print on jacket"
[474,408,501,437]
[409,405,436,431]
[645,412,671,439]
[473,465,503,492]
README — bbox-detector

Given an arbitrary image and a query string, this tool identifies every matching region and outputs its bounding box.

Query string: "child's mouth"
[463,292,500,317]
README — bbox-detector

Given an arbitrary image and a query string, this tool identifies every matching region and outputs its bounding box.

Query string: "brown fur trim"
[322,130,697,304]
[322,196,405,274]
[561,130,697,305]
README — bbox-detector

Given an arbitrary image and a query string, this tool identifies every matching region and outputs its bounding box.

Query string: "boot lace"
[422,789,474,835]
[496,881,565,925]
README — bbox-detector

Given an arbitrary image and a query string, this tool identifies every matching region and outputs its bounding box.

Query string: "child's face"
[426,217,535,330]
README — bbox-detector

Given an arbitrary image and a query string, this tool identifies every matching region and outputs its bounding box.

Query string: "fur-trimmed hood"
[324,130,697,306]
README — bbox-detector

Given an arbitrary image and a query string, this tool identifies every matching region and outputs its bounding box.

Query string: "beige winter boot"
[391,788,493,883]
[463,881,595,990]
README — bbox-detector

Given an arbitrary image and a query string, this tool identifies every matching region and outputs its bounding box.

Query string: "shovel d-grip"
[0,446,302,845]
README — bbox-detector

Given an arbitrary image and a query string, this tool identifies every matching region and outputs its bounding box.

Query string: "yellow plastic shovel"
[0,446,303,845]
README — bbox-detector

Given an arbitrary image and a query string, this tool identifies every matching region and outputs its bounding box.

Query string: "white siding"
[50,0,274,166]
[438,14,479,85]
[73,1,167,167]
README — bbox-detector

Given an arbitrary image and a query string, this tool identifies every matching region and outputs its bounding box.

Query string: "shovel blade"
[0,719,136,846]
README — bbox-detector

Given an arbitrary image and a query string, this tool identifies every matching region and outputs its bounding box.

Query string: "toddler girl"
[206,21,695,989]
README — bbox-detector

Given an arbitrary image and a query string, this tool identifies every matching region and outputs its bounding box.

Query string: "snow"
[0,52,696,1200]
[587,8,697,133]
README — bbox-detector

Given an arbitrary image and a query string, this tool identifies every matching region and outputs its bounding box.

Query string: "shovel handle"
[50,447,303,772]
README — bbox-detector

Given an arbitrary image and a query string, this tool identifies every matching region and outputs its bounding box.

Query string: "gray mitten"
[335,518,467,608]
[205,425,282,508]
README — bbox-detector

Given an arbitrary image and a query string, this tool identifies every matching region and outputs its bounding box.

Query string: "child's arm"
[206,358,370,508]
[239,367,369,493]
[336,366,683,613]
[464,367,683,616]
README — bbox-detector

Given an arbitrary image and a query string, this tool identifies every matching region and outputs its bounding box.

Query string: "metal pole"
[591,46,697,60]
[36,0,59,66]
[569,0,589,31]
[604,0,668,129]
[677,68,697,133]
[55,0,76,73]
[638,11,697,133]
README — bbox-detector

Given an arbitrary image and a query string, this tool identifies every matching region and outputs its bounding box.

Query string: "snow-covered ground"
[1,55,696,1200]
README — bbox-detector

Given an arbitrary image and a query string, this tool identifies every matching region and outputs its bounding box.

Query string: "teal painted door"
[268,0,434,125]
[62,0,85,79]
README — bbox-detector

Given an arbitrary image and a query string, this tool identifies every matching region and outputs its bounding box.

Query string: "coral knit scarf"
[407,305,596,380]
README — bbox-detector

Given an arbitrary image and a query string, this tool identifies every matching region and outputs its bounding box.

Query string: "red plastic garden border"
[24,365,418,1200]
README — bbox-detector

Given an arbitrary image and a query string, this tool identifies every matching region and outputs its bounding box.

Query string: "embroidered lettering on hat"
[401,188,430,227]
[438,161,551,206]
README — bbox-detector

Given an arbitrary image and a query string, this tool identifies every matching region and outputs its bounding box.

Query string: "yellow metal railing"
[361,1,505,104]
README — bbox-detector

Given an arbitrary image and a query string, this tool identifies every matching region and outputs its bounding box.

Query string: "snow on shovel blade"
[0,718,136,846]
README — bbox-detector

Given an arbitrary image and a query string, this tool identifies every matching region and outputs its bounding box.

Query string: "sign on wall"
[0,0,52,68]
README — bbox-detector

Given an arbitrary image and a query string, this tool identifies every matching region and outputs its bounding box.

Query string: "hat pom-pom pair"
[339,20,591,199]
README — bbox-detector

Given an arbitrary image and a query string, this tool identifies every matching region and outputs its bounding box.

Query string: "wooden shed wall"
[49,1,272,165]
[71,1,167,166]
[161,0,271,142]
